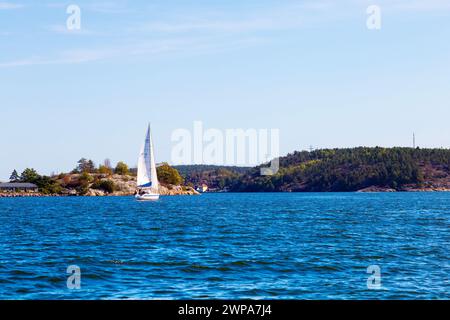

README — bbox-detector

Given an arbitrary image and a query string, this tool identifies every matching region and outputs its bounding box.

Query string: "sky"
[1,0,450,180]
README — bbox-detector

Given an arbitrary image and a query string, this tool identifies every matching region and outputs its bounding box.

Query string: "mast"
[148,124,159,193]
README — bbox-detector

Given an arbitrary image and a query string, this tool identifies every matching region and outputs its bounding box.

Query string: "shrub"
[98,165,113,175]
[76,183,90,195]
[92,180,116,193]
[115,162,129,175]
[79,172,94,184]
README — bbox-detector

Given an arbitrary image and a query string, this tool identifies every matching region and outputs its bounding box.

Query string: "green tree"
[17,168,62,194]
[115,162,129,175]
[34,176,62,195]
[76,158,96,173]
[9,170,20,182]
[20,168,39,183]
[157,163,184,185]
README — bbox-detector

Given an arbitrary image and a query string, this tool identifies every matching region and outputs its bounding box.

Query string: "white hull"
[135,193,159,201]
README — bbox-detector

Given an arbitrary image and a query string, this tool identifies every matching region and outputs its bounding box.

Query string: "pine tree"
[9,170,20,182]
[76,158,96,173]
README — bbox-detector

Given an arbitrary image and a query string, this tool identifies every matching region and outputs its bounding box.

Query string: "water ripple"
[0,193,449,299]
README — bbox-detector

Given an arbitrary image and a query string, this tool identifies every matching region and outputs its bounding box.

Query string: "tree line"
[227,147,450,192]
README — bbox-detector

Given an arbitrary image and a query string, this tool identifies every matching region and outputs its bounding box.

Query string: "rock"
[0,192,46,198]
[60,189,78,196]
[81,174,200,196]
[159,185,199,195]
[85,189,106,197]
[357,186,397,192]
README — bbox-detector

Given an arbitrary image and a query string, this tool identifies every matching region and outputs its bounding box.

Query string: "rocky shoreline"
[357,185,450,192]
[3,187,450,198]
[0,174,200,198]
[0,187,199,198]
[83,184,199,197]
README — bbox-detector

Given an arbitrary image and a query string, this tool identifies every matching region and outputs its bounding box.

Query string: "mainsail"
[137,125,159,193]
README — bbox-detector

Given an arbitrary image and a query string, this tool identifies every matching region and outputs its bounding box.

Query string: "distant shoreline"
[3,147,449,196]
[2,189,449,198]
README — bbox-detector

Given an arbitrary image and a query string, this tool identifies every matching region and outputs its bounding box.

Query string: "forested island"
[178,147,450,192]
[1,147,449,197]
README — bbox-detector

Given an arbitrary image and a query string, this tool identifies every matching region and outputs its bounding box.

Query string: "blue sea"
[0,193,448,300]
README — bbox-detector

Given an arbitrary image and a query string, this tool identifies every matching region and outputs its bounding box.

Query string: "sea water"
[0,193,448,299]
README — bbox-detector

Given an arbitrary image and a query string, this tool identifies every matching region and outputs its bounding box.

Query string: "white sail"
[137,125,159,193]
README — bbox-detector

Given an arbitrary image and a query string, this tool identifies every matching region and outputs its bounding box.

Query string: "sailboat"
[135,124,159,201]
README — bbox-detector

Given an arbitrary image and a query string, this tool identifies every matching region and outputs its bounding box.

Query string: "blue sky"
[1,0,450,179]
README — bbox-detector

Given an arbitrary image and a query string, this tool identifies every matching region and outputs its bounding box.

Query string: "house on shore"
[195,184,209,193]
[0,183,39,193]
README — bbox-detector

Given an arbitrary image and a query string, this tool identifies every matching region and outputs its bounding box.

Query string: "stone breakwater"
[0,193,47,198]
